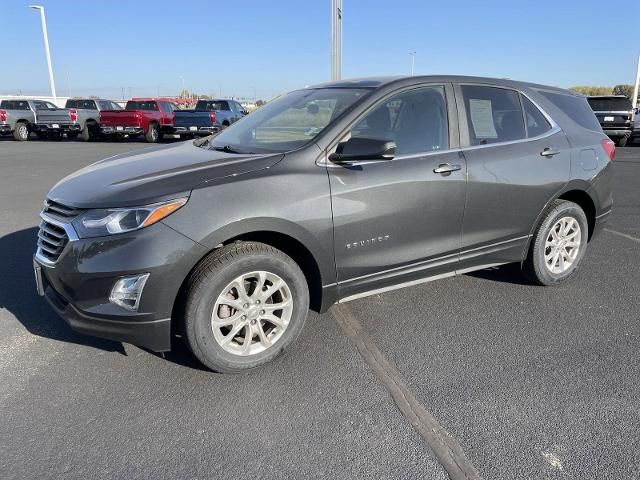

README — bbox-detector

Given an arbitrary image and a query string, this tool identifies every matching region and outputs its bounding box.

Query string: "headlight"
[72,197,188,238]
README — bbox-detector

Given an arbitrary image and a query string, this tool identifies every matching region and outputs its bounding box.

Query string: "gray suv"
[34,76,614,373]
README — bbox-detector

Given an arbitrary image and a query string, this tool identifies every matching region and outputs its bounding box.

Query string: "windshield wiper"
[211,144,245,154]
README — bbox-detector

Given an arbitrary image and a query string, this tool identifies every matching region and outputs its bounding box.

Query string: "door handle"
[433,163,461,174]
[540,147,560,157]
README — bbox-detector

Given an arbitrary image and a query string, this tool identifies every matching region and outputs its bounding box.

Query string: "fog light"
[109,274,150,311]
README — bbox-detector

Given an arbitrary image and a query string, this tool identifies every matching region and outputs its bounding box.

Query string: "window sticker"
[469,99,498,139]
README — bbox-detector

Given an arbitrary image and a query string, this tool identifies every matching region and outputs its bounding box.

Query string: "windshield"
[205,88,370,153]
[587,97,632,112]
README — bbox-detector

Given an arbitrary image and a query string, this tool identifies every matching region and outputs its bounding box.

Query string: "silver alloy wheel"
[18,124,28,139]
[151,127,158,141]
[211,271,294,356]
[544,216,582,274]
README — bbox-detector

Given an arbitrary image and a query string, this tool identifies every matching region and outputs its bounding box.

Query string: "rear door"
[455,84,571,270]
[328,84,467,300]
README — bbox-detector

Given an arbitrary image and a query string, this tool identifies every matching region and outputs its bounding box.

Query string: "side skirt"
[337,262,509,303]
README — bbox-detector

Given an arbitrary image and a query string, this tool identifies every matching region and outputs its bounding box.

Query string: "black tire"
[13,122,29,141]
[221,121,230,129]
[523,200,589,286]
[616,136,628,147]
[183,242,310,373]
[145,123,159,143]
[79,122,96,141]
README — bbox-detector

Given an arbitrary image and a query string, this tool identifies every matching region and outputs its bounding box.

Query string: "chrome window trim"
[319,85,564,167]
[456,84,562,151]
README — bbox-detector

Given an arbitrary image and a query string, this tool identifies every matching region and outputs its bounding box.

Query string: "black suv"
[34,76,614,373]
[587,95,634,147]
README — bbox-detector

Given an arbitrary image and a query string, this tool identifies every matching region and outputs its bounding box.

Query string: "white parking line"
[605,229,640,244]
[332,304,482,480]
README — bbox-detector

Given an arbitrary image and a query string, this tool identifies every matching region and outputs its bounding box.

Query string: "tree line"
[569,84,636,99]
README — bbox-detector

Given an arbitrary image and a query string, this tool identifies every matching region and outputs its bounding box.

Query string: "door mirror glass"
[329,137,396,163]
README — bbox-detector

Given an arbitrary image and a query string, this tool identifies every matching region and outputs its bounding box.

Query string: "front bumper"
[101,126,144,135]
[34,221,208,351]
[36,123,82,133]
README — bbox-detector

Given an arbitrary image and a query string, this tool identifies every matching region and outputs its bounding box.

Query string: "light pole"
[632,52,640,109]
[331,0,342,80]
[180,76,185,98]
[409,51,416,75]
[30,5,57,103]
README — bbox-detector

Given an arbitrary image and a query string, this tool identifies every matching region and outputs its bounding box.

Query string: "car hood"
[47,141,284,209]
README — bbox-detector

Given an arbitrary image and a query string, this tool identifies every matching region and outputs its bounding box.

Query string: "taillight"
[0,110,6,122]
[69,108,77,122]
[601,138,615,161]
[209,111,216,123]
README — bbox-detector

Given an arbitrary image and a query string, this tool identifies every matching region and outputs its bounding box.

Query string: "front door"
[328,85,467,301]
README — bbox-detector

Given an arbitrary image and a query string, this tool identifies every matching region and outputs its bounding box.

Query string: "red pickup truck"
[100,98,176,142]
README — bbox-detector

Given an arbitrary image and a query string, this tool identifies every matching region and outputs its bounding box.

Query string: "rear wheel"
[13,122,29,141]
[616,136,628,147]
[523,200,588,285]
[145,123,159,143]
[80,122,96,141]
[183,242,310,373]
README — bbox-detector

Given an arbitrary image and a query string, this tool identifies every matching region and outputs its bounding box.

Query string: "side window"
[461,85,525,145]
[110,102,122,110]
[66,100,77,108]
[522,96,551,137]
[352,86,448,155]
[221,101,230,111]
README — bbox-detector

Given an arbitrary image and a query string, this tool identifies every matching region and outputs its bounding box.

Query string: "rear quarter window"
[126,101,158,111]
[538,91,601,132]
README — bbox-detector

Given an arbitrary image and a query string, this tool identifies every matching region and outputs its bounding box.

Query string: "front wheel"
[183,242,310,373]
[524,200,589,285]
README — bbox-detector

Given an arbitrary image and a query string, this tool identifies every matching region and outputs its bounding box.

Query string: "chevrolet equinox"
[34,76,614,373]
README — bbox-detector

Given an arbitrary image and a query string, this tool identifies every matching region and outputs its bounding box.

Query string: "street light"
[409,51,416,75]
[30,5,57,103]
[632,52,640,109]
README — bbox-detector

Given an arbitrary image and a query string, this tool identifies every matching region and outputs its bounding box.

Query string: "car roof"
[308,75,576,95]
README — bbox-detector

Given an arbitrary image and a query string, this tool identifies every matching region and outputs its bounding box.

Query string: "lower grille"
[37,218,69,263]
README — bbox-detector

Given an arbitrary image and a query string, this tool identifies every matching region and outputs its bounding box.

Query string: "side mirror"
[329,137,396,163]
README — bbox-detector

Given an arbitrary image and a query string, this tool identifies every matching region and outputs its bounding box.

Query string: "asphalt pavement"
[1,136,638,479]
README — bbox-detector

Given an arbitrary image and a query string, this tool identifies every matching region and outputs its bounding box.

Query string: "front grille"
[37,218,69,263]
[37,200,83,264]
[42,199,82,221]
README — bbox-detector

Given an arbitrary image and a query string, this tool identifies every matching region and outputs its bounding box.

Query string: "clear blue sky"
[1,0,638,100]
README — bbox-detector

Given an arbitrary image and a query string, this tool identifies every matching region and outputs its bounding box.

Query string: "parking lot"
[1,138,639,479]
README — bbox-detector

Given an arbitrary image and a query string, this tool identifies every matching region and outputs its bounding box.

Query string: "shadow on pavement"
[1,227,126,354]
[1,226,210,370]
[465,262,532,286]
